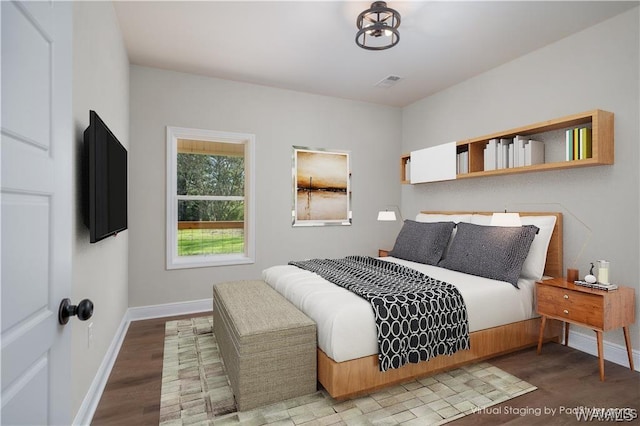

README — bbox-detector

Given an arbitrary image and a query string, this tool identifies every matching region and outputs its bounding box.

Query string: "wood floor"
[91,313,639,425]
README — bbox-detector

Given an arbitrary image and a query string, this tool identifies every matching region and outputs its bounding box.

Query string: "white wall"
[402,8,639,351]
[72,1,130,417]
[128,67,402,307]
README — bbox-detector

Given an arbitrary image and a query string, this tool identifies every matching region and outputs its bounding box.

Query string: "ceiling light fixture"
[356,1,401,51]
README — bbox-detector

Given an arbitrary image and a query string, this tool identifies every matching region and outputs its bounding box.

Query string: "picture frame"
[292,146,351,227]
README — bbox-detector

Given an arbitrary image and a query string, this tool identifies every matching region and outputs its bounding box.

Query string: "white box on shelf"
[410,142,456,183]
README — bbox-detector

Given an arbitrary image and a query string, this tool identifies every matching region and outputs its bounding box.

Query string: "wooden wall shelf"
[401,110,614,184]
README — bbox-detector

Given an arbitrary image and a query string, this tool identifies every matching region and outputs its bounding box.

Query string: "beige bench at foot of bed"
[213,280,317,411]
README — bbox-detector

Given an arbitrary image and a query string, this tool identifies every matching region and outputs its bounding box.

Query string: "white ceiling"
[113,1,637,107]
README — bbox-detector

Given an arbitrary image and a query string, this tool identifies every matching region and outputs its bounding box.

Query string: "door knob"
[58,298,94,325]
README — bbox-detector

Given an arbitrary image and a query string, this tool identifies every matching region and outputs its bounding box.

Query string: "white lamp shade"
[490,212,522,227]
[377,210,397,221]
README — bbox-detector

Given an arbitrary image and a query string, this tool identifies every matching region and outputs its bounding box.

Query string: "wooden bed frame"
[317,211,565,399]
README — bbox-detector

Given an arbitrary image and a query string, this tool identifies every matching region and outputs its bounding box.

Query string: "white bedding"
[262,256,536,363]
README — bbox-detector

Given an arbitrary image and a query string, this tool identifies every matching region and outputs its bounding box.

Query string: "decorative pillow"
[389,220,456,265]
[438,222,539,288]
[470,214,557,280]
[415,213,473,260]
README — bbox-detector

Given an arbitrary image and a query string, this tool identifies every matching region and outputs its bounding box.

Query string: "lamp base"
[567,268,579,282]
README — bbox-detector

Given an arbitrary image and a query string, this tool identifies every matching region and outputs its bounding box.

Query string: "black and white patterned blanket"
[289,256,470,371]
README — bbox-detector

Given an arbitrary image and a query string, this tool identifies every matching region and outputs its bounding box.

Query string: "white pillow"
[470,214,556,280]
[519,216,557,280]
[415,213,473,224]
[469,214,491,225]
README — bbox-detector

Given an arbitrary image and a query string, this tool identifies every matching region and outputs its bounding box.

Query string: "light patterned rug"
[159,317,537,425]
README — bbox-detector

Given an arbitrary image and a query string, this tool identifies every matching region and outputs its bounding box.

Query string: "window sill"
[167,254,255,270]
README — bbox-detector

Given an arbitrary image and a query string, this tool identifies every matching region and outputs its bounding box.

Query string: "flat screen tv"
[83,110,128,243]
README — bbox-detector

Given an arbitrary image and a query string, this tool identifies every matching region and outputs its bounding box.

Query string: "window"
[166,127,255,269]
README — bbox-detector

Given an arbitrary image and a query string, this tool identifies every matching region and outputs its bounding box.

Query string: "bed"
[262,211,564,399]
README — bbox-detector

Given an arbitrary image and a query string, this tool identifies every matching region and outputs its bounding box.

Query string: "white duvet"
[262,256,536,363]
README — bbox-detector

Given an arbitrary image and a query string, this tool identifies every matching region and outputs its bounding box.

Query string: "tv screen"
[84,110,128,243]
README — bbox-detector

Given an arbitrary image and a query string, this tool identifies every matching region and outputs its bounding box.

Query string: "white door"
[1,1,72,425]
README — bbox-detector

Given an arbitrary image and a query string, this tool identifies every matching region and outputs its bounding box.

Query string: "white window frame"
[166,126,255,269]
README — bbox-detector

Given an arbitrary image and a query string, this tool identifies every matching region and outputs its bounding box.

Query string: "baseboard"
[72,310,131,426]
[127,297,213,321]
[567,329,639,372]
[73,298,213,425]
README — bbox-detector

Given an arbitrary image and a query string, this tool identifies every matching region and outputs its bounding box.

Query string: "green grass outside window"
[178,229,244,256]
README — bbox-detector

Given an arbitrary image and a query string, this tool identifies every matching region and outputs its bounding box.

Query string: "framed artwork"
[292,146,351,227]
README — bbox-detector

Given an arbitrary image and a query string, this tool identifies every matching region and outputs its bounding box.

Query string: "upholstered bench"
[212,280,317,411]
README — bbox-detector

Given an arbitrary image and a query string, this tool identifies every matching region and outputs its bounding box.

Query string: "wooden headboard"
[420,211,563,278]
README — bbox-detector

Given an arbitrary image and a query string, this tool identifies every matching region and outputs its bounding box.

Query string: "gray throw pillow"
[389,220,455,265]
[438,222,539,288]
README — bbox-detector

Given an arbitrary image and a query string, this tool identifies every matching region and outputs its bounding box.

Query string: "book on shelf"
[496,141,503,169]
[514,135,527,168]
[524,139,544,166]
[484,139,497,171]
[498,138,512,169]
[579,127,592,159]
[508,143,514,168]
[565,129,574,161]
[456,151,468,174]
[565,127,592,161]
[483,137,545,170]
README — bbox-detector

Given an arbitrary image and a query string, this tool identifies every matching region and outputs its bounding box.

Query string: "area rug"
[159,317,537,425]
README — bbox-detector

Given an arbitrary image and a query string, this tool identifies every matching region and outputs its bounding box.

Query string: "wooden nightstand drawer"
[537,284,604,328]
[536,277,635,381]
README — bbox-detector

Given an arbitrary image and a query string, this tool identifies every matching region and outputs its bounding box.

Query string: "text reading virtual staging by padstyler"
[473,405,638,422]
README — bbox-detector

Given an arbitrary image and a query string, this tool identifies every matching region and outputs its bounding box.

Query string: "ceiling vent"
[374,75,402,88]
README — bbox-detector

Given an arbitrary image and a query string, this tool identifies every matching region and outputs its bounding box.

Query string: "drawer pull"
[564,294,569,299]
[564,309,569,315]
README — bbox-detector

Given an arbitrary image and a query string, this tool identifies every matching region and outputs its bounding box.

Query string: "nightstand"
[378,249,390,257]
[536,277,636,381]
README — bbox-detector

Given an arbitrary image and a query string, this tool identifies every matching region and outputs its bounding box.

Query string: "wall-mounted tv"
[83,110,128,243]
